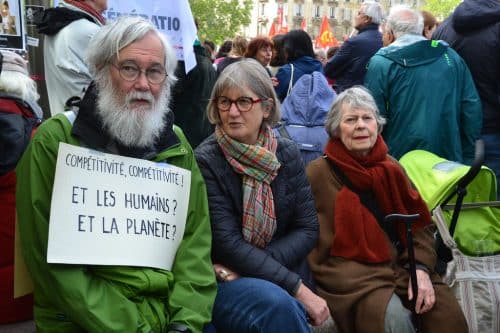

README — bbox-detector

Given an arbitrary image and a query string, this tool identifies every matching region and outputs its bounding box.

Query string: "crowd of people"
[1,0,498,332]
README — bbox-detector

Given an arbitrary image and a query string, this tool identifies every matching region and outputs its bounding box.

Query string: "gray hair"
[207,58,280,127]
[0,71,39,102]
[325,86,386,138]
[86,16,177,87]
[362,1,384,25]
[386,5,423,39]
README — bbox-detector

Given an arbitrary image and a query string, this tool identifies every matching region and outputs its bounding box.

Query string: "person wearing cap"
[16,16,216,333]
[0,49,42,325]
[36,0,107,116]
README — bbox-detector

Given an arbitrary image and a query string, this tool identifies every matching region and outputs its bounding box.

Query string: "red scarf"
[325,136,431,263]
[65,0,105,25]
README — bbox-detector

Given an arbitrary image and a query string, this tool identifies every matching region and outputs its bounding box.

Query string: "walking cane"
[384,213,422,333]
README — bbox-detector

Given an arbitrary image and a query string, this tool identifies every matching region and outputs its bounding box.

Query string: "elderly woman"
[306,87,468,333]
[195,59,329,332]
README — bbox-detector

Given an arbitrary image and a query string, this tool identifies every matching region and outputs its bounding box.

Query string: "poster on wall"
[51,0,197,72]
[0,0,25,50]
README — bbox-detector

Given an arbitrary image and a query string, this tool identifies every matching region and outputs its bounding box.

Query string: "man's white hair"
[386,5,424,39]
[0,71,39,102]
[95,72,169,148]
[362,1,384,25]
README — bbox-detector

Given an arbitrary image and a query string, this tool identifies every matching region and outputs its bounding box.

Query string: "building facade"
[243,0,423,41]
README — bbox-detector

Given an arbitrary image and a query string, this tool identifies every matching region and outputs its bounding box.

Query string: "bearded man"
[16,16,216,333]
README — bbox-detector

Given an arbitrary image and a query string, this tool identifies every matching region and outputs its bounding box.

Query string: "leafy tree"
[421,0,461,21]
[189,0,253,45]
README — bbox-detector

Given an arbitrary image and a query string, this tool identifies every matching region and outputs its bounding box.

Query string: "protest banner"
[0,0,25,50]
[47,143,191,271]
[52,0,198,72]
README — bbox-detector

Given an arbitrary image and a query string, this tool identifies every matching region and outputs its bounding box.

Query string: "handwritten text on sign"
[47,143,191,271]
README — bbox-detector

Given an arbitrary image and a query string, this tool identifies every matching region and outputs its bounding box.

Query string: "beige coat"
[306,156,468,333]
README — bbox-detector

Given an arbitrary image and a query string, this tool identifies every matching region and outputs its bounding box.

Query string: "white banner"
[52,0,198,72]
[47,143,191,271]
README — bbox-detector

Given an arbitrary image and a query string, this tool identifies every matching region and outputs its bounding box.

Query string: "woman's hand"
[408,269,435,314]
[213,263,240,282]
[271,76,279,87]
[295,283,330,326]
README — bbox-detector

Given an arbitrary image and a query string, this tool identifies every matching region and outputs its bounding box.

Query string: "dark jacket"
[432,0,500,134]
[195,135,319,294]
[324,23,382,93]
[171,45,217,148]
[0,94,42,175]
[216,56,243,77]
[274,56,324,102]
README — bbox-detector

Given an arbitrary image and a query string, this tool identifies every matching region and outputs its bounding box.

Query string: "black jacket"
[195,135,319,294]
[324,23,382,93]
[171,45,216,148]
[0,94,42,175]
[433,0,500,134]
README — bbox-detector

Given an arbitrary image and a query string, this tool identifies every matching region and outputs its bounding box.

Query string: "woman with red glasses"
[195,59,330,332]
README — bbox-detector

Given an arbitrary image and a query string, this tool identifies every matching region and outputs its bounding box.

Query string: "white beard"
[95,75,170,148]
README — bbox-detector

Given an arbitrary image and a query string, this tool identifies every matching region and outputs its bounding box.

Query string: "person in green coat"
[364,5,482,164]
[16,16,216,333]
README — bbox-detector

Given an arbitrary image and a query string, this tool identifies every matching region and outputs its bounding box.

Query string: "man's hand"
[408,269,435,314]
[295,283,330,326]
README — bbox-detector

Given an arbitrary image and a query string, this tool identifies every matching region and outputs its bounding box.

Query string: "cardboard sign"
[47,143,191,271]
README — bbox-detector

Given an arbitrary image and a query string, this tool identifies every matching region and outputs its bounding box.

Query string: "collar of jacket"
[35,7,96,35]
[358,23,380,33]
[0,92,43,119]
[71,83,180,160]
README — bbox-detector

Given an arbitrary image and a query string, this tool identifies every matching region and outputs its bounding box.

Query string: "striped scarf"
[216,125,281,248]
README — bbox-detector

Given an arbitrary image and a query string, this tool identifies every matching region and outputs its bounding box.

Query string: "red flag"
[278,4,288,34]
[301,18,306,31]
[268,21,276,38]
[315,16,339,49]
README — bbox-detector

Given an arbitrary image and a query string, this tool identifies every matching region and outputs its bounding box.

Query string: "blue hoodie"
[274,56,323,102]
[274,72,336,165]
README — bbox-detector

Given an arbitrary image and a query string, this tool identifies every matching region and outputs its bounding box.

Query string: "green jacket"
[365,37,482,164]
[16,112,216,333]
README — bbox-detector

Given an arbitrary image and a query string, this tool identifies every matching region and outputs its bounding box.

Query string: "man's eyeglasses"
[112,62,167,85]
[214,96,263,112]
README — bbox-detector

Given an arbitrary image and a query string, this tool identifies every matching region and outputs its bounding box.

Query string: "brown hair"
[229,36,248,57]
[244,36,273,59]
[421,10,437,36]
